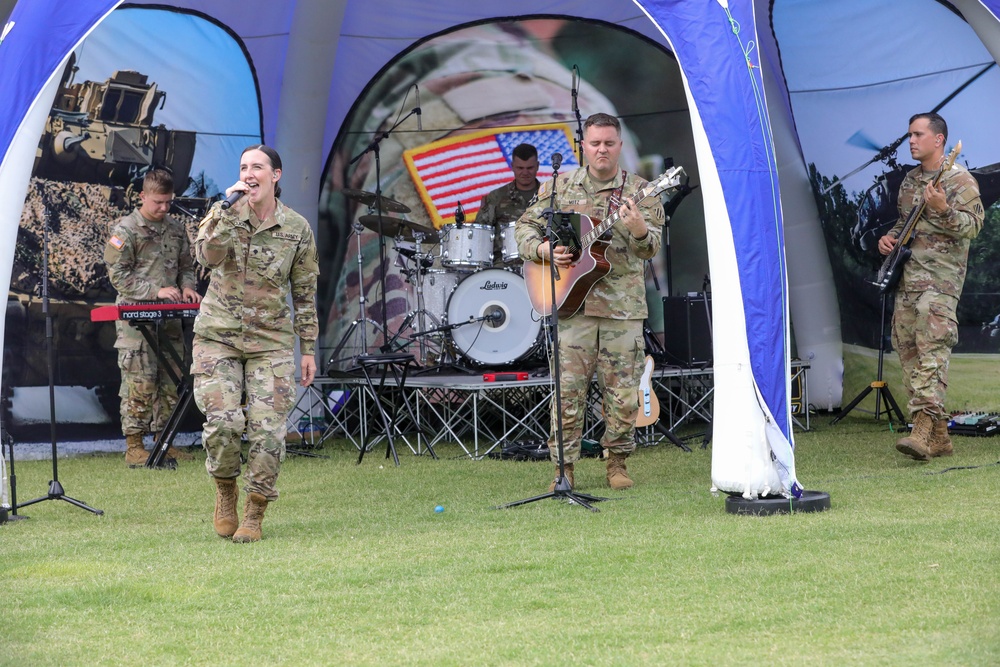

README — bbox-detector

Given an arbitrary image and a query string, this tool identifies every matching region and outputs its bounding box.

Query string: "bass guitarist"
[515,113,665,491]
[877,112,984,461]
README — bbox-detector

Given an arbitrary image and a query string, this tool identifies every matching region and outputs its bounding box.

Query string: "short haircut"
[909,112,948,142]
[583,113,621,135]
[142,169,174,195]
[511,143,538,162]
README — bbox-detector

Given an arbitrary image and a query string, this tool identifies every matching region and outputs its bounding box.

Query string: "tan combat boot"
[606,452,634,490]
[928,418,953,458]
[124,433,148,467]
[547,463,574,492]
[232,492,269,543]
[896,411,933,461]
[213,477,240,538]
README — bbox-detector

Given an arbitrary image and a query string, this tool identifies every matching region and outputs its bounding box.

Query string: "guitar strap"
[607,170,626,216]
[601,170,627,239]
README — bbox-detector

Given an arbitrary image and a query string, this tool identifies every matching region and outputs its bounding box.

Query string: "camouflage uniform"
[476,180,539,267]
[104,208,197,436]
[191,201,319,501]
[889,163,983,419]
[515,167,664,462]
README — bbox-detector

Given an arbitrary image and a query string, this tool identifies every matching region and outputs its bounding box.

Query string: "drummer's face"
[240,149,280,204]
[512,156,539,191]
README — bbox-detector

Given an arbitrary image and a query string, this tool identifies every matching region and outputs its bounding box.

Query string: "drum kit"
[339,189,544,371]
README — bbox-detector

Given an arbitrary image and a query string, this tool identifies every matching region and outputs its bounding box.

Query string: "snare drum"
[421,269,462,326]
[499,221,520,265]
[440,223,493,269]
[447,269,541,366]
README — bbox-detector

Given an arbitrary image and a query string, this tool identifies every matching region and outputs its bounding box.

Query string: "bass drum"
[447,269,541,366]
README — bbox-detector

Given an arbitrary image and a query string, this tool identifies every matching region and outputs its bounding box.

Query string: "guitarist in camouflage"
[877,113,984,461]
[515,113,665,491]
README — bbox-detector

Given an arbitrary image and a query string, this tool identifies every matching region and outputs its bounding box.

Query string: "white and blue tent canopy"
[3,0,1000,497]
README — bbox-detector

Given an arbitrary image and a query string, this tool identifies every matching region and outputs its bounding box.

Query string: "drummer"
[475,143,540,268]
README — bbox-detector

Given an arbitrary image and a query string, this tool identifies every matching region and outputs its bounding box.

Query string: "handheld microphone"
[220,190,244,210]
[551,152,563,171]
[415,84,422,132]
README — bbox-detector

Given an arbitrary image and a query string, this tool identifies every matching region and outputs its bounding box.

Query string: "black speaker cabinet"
[662,294,713,368]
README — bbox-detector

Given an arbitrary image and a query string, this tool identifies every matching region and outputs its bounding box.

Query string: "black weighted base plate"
[725,490,831,516]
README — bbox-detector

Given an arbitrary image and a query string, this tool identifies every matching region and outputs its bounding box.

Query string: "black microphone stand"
[497,154,608,511]
[16,199,103,517]
[571,65,584,164]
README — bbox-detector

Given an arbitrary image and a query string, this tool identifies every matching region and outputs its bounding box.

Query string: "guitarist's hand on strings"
[924,181,948,215]
[877,233,897,256]
[536,241,574,268]
[620,199,648,240]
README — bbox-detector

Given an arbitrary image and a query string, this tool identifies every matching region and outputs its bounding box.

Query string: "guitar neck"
[579,186,648,248]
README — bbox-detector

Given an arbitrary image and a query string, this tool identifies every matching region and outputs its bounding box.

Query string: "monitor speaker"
[662,294,712,367]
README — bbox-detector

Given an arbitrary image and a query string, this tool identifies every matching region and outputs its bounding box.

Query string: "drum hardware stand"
[497,152,608,511]
[410,317,489,376]
[389,230,437,365]
[831,292,905,425]
[327,217,387,370]
[333,98,421,370]
[15,199,103,517]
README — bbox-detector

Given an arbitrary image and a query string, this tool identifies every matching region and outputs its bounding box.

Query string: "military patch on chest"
[272,231,301,241]
[109,235,125,249]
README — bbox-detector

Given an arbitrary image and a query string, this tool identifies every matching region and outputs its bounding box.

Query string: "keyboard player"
[104,169,202,468]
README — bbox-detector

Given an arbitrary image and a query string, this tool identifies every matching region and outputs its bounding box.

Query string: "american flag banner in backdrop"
[403,124,580,228]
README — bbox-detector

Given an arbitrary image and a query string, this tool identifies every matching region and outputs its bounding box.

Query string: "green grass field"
[2,405,998,666]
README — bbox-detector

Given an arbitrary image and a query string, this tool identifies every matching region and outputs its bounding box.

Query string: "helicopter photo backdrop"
[774,0,1000,415]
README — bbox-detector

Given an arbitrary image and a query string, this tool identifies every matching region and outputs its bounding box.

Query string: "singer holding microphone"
[192,144,319,542]
[515,113,664,492]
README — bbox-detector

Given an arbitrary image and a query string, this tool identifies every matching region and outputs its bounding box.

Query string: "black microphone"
[415,84,422,132]
[454,200,465,227]
[551,152,563,171]
[220,190,244,210]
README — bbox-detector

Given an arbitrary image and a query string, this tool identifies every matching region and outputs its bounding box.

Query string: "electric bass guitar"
[635,355,660,427]
[874,141,961,294]
[524,166,685,318]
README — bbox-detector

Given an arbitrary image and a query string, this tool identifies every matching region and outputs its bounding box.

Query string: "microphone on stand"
[551,152,563,172]
[454,200,465,228]
[415,84,422,132]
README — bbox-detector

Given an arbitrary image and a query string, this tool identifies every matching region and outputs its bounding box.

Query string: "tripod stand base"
[831,380,905,425]
[17,479,104,515]
[1,510,30,522]
[495,477,612,512]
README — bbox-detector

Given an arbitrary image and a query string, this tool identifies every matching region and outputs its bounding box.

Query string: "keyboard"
[90,302,200,322]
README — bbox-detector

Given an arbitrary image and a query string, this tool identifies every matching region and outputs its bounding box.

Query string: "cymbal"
[358,215,436,240]
[342,188,410,214]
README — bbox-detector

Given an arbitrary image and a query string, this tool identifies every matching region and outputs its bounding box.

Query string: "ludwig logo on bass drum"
[480,280,508,291]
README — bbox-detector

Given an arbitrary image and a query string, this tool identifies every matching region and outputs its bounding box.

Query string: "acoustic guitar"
[524,167,685,318]
[874,142,961,294]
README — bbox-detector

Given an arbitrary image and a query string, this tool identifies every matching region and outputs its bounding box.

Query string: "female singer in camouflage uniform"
[192,145,319,542]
